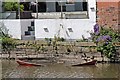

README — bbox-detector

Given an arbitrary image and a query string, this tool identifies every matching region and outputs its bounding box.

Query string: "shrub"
[3,2,24,11]
[90,24,119,60]
[1,36,16,58]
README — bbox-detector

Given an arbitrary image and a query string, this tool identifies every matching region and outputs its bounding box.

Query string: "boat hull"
[16,60,43,66]
[72,60,97,66]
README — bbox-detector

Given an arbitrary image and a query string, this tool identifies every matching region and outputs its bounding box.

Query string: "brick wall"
[97,1,120,31]
[118,2,120,32]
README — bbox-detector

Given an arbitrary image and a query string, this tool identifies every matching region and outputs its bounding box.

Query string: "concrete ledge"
[16,40,120,47]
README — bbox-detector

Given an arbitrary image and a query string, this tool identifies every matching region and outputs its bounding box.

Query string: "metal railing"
[32,11,88,19]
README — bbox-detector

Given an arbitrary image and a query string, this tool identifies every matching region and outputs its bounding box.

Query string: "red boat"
[16,59,43,66]
[72,60,97,66]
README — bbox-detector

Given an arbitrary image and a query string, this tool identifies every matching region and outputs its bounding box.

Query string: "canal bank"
[0,41,120,63]
[0,52,120,63]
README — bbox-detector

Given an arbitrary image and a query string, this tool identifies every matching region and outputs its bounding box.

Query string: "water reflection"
[1,60,120,78]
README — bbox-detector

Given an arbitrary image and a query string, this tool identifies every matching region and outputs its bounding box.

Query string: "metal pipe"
[18,0,20,19]
[60,0,63,19]
[36,0,38,19]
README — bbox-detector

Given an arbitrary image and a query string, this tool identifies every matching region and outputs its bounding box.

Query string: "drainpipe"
[58,0,63,19]
[0,0,2,13]
[18,0,20,19]
[18,0,22,40]
[60,0,63,19]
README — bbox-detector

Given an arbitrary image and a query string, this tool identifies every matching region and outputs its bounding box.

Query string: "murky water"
[1,60,120,79]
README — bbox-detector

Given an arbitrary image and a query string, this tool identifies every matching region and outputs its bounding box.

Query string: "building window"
[68,28,73,32]
[38,2,46,12]
[83,2,88,11]
[25,31,30,35]
[37,1,88,19]
[44,28,49,32]
[28,26,34,31]
[36,1,88,12]
[16,1,89,19]
[56,2,66,12]
[31,21,34,26]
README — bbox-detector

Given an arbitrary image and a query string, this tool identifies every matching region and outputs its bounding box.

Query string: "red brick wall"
[118,2,120,32]
[97,2,120,31]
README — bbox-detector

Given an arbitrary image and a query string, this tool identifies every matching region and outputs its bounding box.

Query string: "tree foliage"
[3,2,24,11]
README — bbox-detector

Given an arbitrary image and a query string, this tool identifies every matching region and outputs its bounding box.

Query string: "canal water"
[1,60,120,79]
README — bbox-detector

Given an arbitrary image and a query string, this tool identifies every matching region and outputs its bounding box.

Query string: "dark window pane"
[31,21,34,26]
[63,6,66,12]
[44,28,49,32]
[83,2,88,11]
[75,2,83,11]
[46,2,56,12]
[28,26,34,31]
[68,28,73,32]
[66,4,75,12]
[20,2,30,11]
[56,2,61,12]
[25,31,30,35]
[29,3,37,12]
[56,2,66,12]
[38,2,46,12]
[28,27,32,31]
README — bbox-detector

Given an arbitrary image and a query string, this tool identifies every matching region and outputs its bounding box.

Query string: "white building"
[0,0,96,40]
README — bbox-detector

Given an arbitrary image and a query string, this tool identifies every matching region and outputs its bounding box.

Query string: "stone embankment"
[0,40,120,63]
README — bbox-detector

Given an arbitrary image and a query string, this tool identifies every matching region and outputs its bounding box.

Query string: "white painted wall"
[2,20,21,39]
[35,0,96,40]
[35,19,95,39]
[1,0,96,40]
